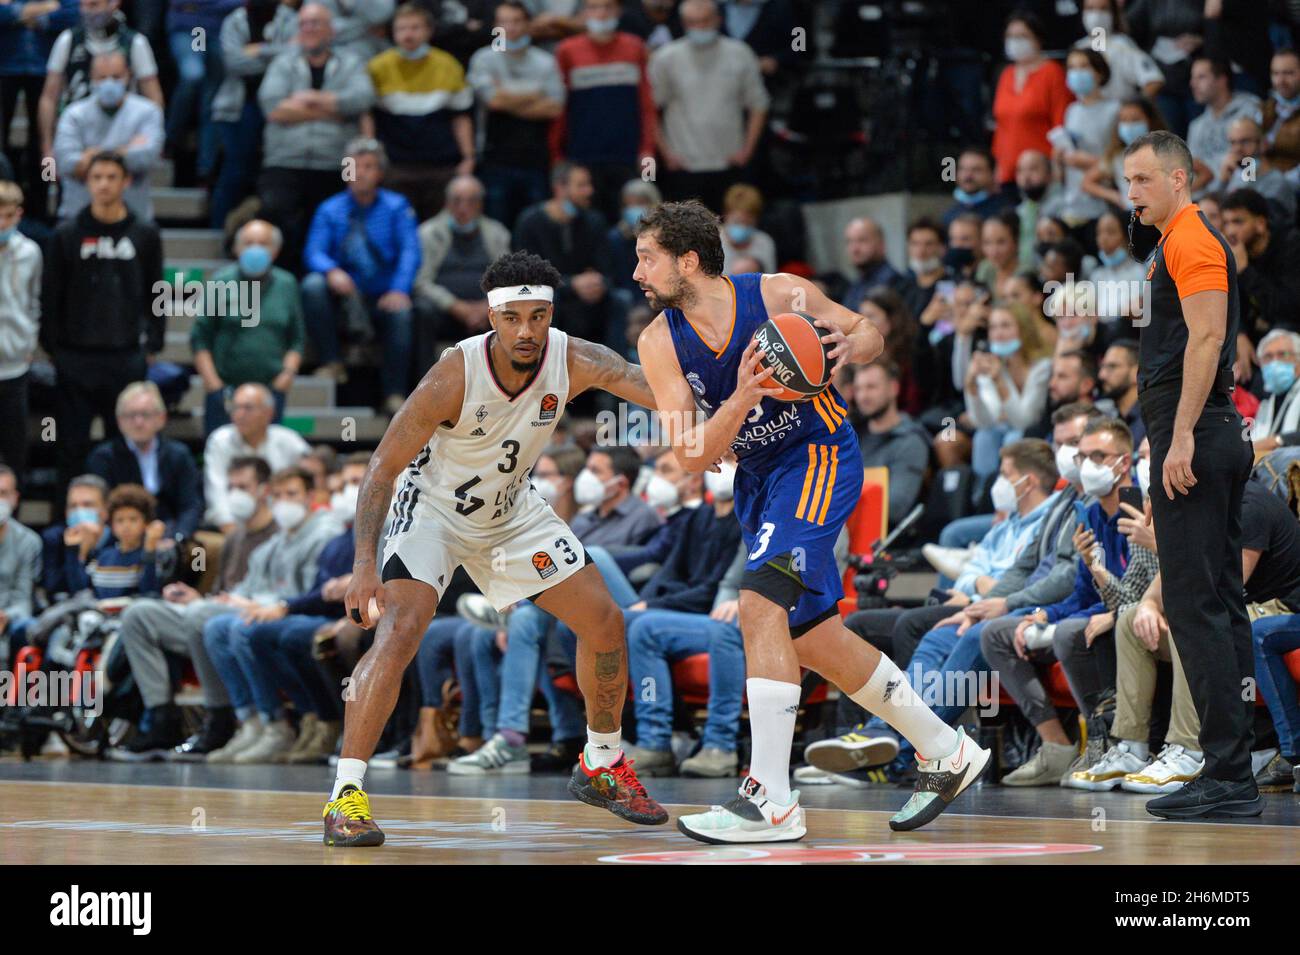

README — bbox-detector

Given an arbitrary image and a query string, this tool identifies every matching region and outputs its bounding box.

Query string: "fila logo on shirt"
[80,236,137,260]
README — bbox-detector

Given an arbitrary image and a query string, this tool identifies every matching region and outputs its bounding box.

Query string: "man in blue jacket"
[301,137,420,415]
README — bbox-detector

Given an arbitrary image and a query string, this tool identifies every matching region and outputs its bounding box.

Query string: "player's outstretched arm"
[761,272,884,372]
[345,349,466,627]
[638,316,778,473]
[567,336,659,409]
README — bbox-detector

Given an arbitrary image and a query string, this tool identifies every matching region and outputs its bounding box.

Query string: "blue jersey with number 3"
[665,272,864,629]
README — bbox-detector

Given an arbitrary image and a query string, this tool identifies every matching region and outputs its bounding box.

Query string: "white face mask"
[0,498,11,525]
[574,468,614,507]
[990,473,1027,512]
[330,484,360,520]
[1136,457,1151,496]
[534,477,560,504]
[227,488,258,522]
[1055,443,1080,484]
[1081,11,1113,34]
[645,473,679,511]
[1005,36,1036,63]
[705,463,737,501]
[1080,457,1121,497]
[271,499,308,530]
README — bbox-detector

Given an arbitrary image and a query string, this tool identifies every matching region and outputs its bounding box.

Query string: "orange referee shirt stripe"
[1160,203,1229,298]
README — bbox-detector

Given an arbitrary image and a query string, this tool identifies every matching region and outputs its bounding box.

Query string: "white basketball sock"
[332,758,367,800]
[848,655,958,761]
[746,677,800,804]
[584,727,622,769]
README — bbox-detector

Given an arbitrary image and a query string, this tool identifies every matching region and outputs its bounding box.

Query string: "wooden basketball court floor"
[1,759,1296,864]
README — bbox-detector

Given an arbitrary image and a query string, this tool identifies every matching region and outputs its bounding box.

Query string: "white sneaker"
[1065,740,1149,791]
[922,543,976,580]
[232,719,296,764]
[206,717,264,763]
[803,725,900,773]
[793,765,837,786]
[889,726,990,831]
[447,732,530,775]
[1121,744,1204,794]
[677,776,805,844]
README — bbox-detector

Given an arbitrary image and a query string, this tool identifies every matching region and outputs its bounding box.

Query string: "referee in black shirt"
[1122,130,1262,818]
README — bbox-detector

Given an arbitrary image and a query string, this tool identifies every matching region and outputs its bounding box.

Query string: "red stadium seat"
[838,468,889,617]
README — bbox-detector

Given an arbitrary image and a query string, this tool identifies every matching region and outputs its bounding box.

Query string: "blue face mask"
[94,77,127,110]
[687,28,718,45]
[399,43,431,60]
[1263,360,1297,395]
[952,187,989,205]
[1066,68,1096,97]
[989,338,1022,358]
[1274,90,1300,109]
[1098,246,1130,267]
[1118,121,1149,145]
[623,205,645,228]
[0,226,15,244]
[505,35,531,52]
[586,16,619,35]
[726,223,755,245]
[238,244,272,276]
[561,198,578,218]
[68,507,101,527]
[450,217,478,235]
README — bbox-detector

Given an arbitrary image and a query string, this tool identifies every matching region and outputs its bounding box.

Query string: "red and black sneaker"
[568,752,669,825]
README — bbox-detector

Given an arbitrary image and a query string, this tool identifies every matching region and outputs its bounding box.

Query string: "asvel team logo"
[599,843,1104,864]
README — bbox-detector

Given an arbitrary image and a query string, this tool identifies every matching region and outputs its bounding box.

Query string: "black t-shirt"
[1137,203,1238,394]
[1241,482,1300,608]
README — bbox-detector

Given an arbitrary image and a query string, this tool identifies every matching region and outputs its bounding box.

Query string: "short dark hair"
[859,358,901,381]
[1192,55,1232,84]
[986,208,1021,240]
[228,455,271,484]
[87,150,129,176]
[1122,129,1193,179]
[1000,438,1058,491]
[1108,338,1140,365]
[342,451,372,469]
[636,199,726,277]
[107,483,156,524]
[270,465,314,493]
[550,160,587,188]
[1221,187,1271,220]
[1006,9,1046,46]
[393,2,433,27]
[591,444,643,487]
[958,145,995,171]
[1047,238,1085,275]
[480,250,563,294]
[906,216,945,244]
[1059,348,1098,383]
[1083,415,1134,453]
[497,0,530,17]
[1051,400,1100,427]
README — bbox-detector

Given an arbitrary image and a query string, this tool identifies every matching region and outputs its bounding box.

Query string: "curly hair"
[635,200,725,277]
[480,251,563,294]
[107,483,156,524]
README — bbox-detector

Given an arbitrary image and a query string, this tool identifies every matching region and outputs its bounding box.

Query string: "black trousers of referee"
[1140,383,1255,782]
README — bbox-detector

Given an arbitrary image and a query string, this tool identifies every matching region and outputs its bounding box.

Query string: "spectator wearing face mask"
[991,11,1070,188]
[1082,95,1168,210]
[52,50,163,220]
[42,473,109,597]
[613,447,703,576]
[66,482,165,599]
[1045,49,1119,230]
[192,219,304,436]
[897,217,950,319]
[1073,0,1164,101]
[718,182,775,273]
[38,0,164,162]
[607,179,661,296]
[942,147,1012,227]
[1012,150,1058,270]
[1089,210,1146,322]
[944,212,982,279]
[1249,330,1300,456]
[570,445,662,547]
[108,455,279,762]
[202,466,341,764]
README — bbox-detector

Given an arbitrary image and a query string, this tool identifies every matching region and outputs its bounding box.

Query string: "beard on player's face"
[644,266,696,311]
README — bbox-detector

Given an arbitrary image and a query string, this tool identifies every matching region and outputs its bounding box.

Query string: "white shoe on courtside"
[1120,744,1204,794]
[677,776,805,845]
[889,726,990,831]
[1064,740,1149,791]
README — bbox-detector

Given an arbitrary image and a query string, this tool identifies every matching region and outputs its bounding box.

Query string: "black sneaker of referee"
[1145,775,1263,819]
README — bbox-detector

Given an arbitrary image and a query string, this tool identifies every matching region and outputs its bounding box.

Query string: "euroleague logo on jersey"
[532,551,557,579]
[535,393,559,426]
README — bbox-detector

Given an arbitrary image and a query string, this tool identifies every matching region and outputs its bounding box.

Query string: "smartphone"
[936,279,956,303]
[1073,500,1090,527]
[1118,485,1144,514]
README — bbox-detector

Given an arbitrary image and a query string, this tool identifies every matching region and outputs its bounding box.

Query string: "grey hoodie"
[234,510,341,603]
[258,48,376,171]
[0,231,41,381]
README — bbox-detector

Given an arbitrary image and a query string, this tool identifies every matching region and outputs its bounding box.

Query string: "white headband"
[487,284,554,308]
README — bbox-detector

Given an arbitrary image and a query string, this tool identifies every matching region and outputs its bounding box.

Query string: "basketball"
[752,311,835,401]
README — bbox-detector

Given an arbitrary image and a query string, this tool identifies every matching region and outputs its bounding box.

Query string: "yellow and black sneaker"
[323,785,386,847]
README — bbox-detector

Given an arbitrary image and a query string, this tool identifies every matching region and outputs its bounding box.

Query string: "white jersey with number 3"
[391,328,571,532]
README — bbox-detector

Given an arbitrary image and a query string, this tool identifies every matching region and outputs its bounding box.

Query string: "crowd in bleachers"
[1,0,1300,800]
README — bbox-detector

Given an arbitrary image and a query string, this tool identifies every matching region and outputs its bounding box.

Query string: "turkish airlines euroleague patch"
[539,393,558,422]
[532,551,558,579]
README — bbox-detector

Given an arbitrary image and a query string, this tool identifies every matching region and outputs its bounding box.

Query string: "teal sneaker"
[677,776,805,844]
[889,727,990,832]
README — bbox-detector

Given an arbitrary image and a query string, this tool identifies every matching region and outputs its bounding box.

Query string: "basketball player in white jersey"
[323,252,668,846]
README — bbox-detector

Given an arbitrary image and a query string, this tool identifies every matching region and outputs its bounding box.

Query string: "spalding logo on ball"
[753,311,835,402]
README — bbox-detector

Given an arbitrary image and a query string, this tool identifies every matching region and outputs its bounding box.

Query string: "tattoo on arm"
[572,338,657,408]
[352,474,394,568]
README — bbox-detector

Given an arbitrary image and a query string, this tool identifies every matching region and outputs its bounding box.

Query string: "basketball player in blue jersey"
[635,201,991,842]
